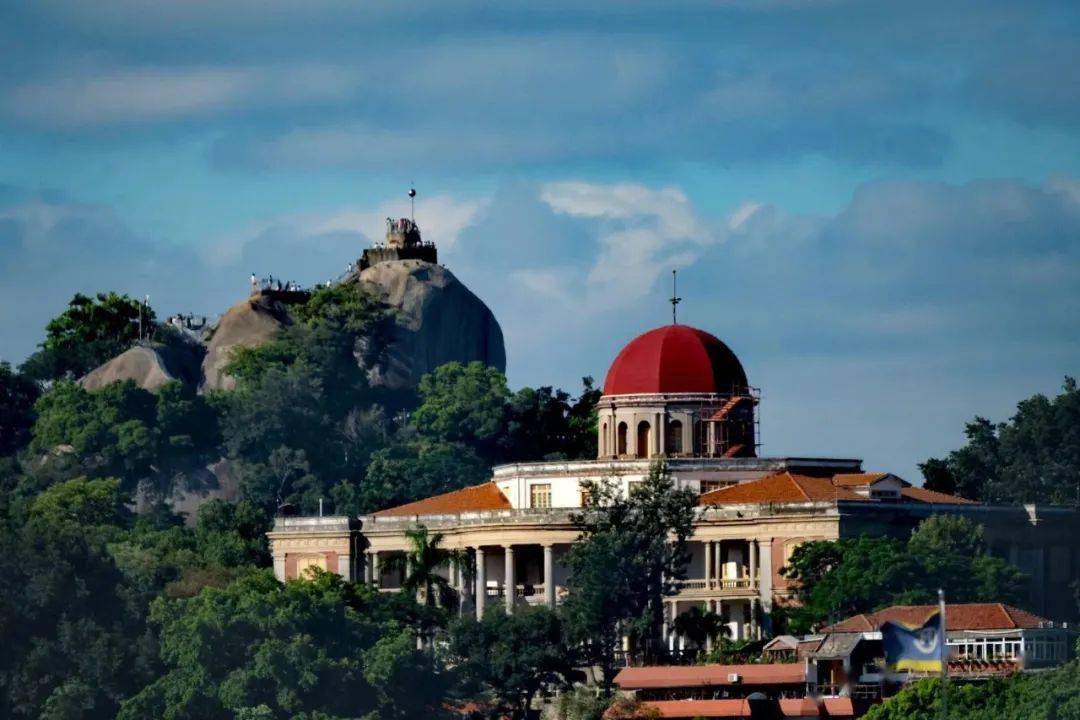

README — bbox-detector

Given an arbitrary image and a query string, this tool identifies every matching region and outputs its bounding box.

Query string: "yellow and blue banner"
[882,611,945,672]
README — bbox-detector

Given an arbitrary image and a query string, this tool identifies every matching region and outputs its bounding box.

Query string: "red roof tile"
[831,472,888,487]
[822,603,1048,633]
[614,664,805,690]
[899,486,979,505]
[373,482,511,517]
[699,472,868,505]
[644,698,854,719]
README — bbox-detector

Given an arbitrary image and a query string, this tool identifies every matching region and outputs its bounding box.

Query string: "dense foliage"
[780,515,1027,633]
[863,660,1080,720]
[921,377,1080,505]
[0,361,39,455]
[449,607,573,719]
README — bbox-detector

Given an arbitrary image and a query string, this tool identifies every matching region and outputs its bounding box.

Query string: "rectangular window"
[700,480,724,494]
[530,484,552,509]
[579,486,593,507]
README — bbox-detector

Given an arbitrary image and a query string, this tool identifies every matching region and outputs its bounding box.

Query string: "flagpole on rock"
[939,588,948,720]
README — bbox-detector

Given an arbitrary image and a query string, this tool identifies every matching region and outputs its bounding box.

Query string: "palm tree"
[383,524,468,610]
[673,605,728,657]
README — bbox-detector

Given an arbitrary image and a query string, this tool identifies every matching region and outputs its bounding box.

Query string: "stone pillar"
[705,600,715,652]
[475,548,486,619]
[749,540,758,585]
[715,541,724,584]
[456,558,469,613]
[704,540,713,589]
[371,552,381,588]
[363,552,373,585]
[655,412,663,455]
[759,539,773,634]
[543,545,556,608]
[751,597,759,639]
[504,546,516,613]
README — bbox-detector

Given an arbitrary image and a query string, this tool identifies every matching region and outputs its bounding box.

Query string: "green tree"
[500,378,602,462]
[448,607,573,720]
[117,570,387,720]
[382,525,466,641]
[864,662,1080,720]
[0,362,39,456]
[0,478,151,720]
[781,515,1027,633]
[362,628,450,720]
[21,292,153,381]
[218,285,391,514]
[350,437,490,513]
[921,378,1080,505]
[551,687,612,720]
[672,605,727,651]
[30,379,220,496]
[412,361,510,456]
[562,462,696,687]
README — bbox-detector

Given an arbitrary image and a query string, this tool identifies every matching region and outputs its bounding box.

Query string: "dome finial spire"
[669,269,682,324]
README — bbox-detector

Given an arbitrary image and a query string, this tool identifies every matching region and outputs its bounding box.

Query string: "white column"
[363,552,373,585]
[759,538,773,635]
[457,558,469,612]
[475,548,486,619]
[371,552,380,588]
[749,540,758,585]
[504,545,516,613]
[715,541,724,584]
[543,545,556,608]
[704,540,713,589]
[705,600,715,652]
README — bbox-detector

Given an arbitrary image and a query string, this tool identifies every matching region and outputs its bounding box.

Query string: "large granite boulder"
[200,294,291,392]
[352,259,505,389]
[81,342,201,393]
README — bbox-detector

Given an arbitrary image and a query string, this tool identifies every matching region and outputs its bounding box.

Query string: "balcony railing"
[674,576,759,595]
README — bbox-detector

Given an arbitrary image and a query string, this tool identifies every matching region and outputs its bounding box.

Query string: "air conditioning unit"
[728,673,742,683]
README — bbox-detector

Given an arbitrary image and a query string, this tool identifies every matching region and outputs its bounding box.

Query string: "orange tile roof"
[373,482,511,517]
[614,664,805,690]
[644,698,854,718]
[831,472,889,487]
[821,603,1048,633]
[900,486,979,505]
[698,472,868,505]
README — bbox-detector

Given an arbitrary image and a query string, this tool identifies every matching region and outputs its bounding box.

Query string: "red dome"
[602,325,748,396]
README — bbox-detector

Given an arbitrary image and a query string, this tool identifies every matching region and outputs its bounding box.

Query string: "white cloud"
[3,64,358,128]
[538,181,721,309]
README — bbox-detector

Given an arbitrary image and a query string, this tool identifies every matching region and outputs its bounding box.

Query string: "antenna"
[409,185,416,223]
[669,269,682,324]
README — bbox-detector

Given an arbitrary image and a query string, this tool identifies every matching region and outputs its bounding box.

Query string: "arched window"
[617,422,628,456]
[636,421,651,459]
[666,419,683,455]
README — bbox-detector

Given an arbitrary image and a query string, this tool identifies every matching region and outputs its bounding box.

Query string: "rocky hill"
[350,259,505,389]
[79,257,505,397]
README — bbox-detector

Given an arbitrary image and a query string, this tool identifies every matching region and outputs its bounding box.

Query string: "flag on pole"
[881,610,945,672]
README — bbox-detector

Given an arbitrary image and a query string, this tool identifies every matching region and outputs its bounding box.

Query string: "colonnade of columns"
[700,538,761,587]
[363,543,560,619]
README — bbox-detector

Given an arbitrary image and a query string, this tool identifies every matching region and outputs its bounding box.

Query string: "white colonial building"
[269,323,1080,642]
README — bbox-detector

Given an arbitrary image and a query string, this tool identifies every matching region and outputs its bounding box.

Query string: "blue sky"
[2,0,1079,482]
